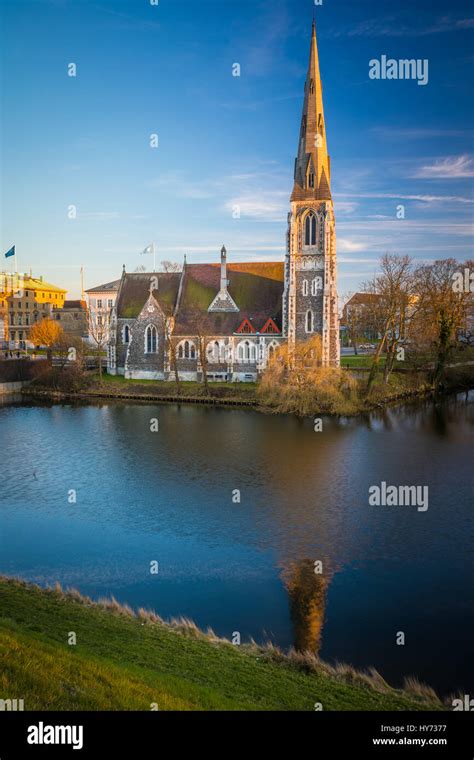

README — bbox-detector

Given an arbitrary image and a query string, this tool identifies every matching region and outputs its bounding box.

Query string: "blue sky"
[1,0,473,298]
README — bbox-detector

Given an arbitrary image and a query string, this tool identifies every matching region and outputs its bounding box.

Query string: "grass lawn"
[0,577,443,711]
[89,373,258,398]
[340,354,384,368]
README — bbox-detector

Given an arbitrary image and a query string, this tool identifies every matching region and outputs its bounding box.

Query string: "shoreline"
[18,381,473,417]
[0,575,446,711]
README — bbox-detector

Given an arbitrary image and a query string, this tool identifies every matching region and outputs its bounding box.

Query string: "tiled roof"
[174,262,284,335]
[62,300,87,310]
[115,262,285,334]
[116,273,181,319]
[85,279,121,294]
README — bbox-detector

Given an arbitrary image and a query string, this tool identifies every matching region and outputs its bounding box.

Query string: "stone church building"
[107,22,339,381]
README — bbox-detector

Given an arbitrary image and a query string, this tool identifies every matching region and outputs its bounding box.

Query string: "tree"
[342,293,372,355]
[160,260,182,273]
[29,319,64,362]
[186,309,211,395]
[413,259,473,391]
[53,334,85,371]
[363,254,415,390]
[164,317,181,396]
[260,335,357,415]
[87,306,109,381]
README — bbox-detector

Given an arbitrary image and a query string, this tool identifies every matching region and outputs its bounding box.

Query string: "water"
[0,394,472,696]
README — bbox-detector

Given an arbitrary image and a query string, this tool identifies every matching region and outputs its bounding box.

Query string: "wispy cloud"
[371,127,472,140]
[223,192,287,222]
[338,239,366,253]
[332,15,474,38]
[412,155,474,179]
[335,191,474,204]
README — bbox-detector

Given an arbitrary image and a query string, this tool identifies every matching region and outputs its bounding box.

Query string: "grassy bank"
[0,577,445,711]
[21,357,474,416]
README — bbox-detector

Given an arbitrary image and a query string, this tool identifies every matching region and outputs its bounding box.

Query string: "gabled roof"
[116,272,181,319]
[236,318,256,334]
[174,262,284,336]
[261,317,281,334]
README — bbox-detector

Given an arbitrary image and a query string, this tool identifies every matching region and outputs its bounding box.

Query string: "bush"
[258,337,359,415]
[32,363,88,393]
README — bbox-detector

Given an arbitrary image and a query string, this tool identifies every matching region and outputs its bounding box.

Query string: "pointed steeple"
[291,21,331,201]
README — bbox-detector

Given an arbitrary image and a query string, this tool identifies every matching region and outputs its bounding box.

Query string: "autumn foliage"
[259,336,358,415]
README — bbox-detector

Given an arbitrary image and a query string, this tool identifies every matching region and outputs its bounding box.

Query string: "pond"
[0,393,472,696]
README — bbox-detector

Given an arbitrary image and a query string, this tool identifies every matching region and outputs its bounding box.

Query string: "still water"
[0,394,472,695]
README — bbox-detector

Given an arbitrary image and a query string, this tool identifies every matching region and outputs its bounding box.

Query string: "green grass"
[341,354,385,368]
[88,373,258,399]
[0,577,444,711]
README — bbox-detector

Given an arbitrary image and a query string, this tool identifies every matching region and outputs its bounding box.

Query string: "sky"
[1,0,473,299]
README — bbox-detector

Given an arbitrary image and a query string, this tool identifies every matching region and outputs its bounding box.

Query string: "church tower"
[283,21,339,366]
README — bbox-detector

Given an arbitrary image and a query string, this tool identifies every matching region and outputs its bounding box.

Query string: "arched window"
[237,340,255,363]
[305,310,314,334]
[123,324,130,344]
[305,213,317,246]
[145,325,157,353]
[308,173,315,189]
[311,277,323,295]
[302,279,309,296]
[267,341,278,361]
[177,340,196,360]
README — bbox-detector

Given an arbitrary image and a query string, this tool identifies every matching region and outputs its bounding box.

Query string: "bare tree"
[164,317,181,396]
[363,254,415,390]
[87,306,110,381]
[342,293,373,355]
[186,309,211,395]
[160,260,182,273]
[414,259,473,390]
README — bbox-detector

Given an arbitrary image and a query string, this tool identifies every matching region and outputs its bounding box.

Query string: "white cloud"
[224,193,288,222]
[334,191,474,204]
[412,155,474,179]
[338,239,366,253]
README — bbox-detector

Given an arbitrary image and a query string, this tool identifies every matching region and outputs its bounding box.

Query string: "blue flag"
[4,245,15,259]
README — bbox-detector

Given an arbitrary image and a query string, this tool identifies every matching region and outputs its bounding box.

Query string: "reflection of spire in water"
[281,558,331,653]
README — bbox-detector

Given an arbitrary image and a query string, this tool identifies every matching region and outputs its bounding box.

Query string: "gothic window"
[308,173,315,189]
[267,341,278,361]
[145,324,158,354]
[309,79,315,94]
[123,324,130,344]
[311,277,322,295]
[302,279,309,296]
[305,310,314,334]
[237,340,255,363]
[305,213,317,246]
[178,339,196,360]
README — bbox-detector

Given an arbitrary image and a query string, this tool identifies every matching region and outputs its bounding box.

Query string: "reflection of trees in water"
[281,558,331,653]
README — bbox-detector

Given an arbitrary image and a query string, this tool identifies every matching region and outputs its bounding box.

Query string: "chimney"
[220,245,228,291]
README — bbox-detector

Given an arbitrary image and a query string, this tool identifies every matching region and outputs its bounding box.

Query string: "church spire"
[291,21,331,201]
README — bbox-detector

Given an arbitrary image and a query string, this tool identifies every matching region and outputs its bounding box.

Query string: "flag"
[4,245,15,259]
[141,244,153,255]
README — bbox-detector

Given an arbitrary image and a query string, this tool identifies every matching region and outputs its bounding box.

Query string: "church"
[107,22,340,381]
